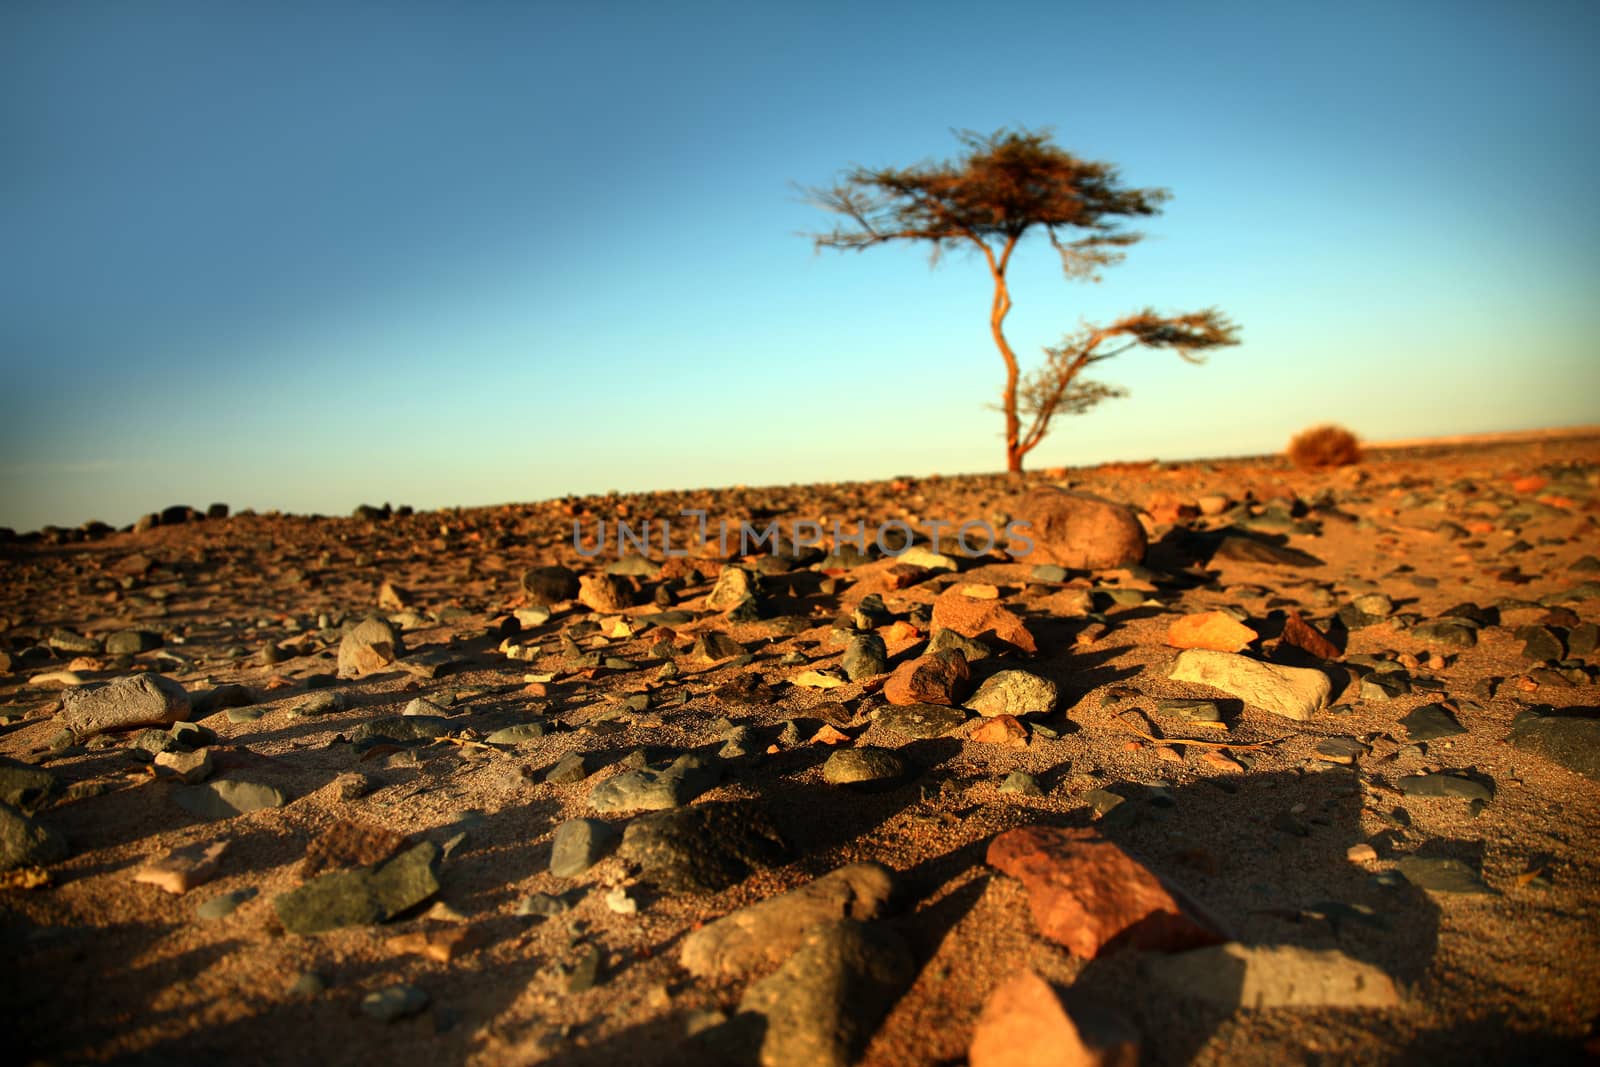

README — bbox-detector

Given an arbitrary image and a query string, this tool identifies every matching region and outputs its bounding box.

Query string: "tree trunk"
[991,265,1022,475]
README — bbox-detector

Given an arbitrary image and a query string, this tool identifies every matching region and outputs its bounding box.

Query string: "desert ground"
[2,431,1598,1066]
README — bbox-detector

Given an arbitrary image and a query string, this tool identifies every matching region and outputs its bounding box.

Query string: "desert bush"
[1287,424,1362,470]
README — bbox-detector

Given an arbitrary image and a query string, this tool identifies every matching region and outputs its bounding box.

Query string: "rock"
[1140,943,1400,1008]
[882,649,970,706]
[681,862,898,978]
[1398,772,1493,803]
[154,748,214,784]
[926,627,993,662]
[175,779,287,820]
[1398,703,1466,742]
[707,566,757,611]
[350,715,453,745]
[0,757,59,813]
[1361,673,1411,701]
[1313,737,1368,765]
[337,617,404,677]
[964,669,1059,717]
[1518,625,1566,663]
[274,841,441,934]
[930,588,1037,654]
[1506,707,1600,781]
[969,969,1139,1067]
[549,818,620,878]
[105,629,163,655]
[841,634,889,682]
[196,887,257,921]
[1168,649,1330,720]
[873,702,969,740]
[999,770,1045,796]
[0,800,68,871]
[821,747,906,787]
[484,721,551,746]
[522,565,580,606]
[1155,698,1223,725]
[987,825,1225,959]
[617,800,788,894]
[544,752,588,784]
[1167,612,1257,652]
[376,580,413,611]
[1410,620,1477,649]
[1280,611,1340,660]
[361,984,429,1022]
[60,673,190,737]
[134,839,227,894]
[898,545,959,572]
[588,754,720,812]
[736,920,915,1067]
[969,715,1028,747]
[578,573,633,613]
[1008,489,1147,570]
[1395,856,1492,894]
[692,631,745,663]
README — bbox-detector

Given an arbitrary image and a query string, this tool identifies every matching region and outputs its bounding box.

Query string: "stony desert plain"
[1,430,1598,1066]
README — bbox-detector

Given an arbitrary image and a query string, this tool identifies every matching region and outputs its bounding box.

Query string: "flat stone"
[1008,489,1147,570]
[969,969,1140,1067]
[1155,698,1223,725]
[1212,535,1323,568]
[1398,703,1466,742]
[175,779,288,820]
[1168,649,1330,720]
[1410,620,1477,649]
[736,920,915,1067]
[987,825,1225,959]
[350,715,453,745]
[930,588,1037,654]
[681,862,898,978]
[484,721,551,746]
[274,841,441,934]
[964,670,1059,717]
[821,747,906,786]
[60,673,190,737]
[1396,856,1493,894]
[1313,737,1368,764]
[1397,773,1493,803]
[588,753,720,812]
[926,627,993,662]
[134,839,227,894]
[873,702,969,739]
[999,771,1045,797]
[549,817,620,878]
[1140,943,1400,1008]
[1506,708,1600,781]
[1167,611,1257,653]
[196,887,258,921]
[617,800,788,895]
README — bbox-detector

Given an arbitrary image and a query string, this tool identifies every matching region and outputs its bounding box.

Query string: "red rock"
[1166,611,1256,652]
[986,826,1226,959]
[1280,611,1340,660]
[1007,489,1147,570]
[968,714,1028,747]
[969,969,1139,1067]
[930,588,1037,654]
[882,650,971,706]
[884,563,931,590]
[1510,475,1547,494]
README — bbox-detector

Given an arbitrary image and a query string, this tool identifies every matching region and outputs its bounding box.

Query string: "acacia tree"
[806,127,1239,473]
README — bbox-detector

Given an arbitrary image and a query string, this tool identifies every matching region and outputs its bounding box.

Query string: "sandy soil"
[2,432,1598,1066]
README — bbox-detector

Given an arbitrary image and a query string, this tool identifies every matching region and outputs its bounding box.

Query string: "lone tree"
[806,127,1239,473]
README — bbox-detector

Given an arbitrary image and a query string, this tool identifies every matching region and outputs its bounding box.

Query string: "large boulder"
[1008,489,1146,570]
[60,673,190,737]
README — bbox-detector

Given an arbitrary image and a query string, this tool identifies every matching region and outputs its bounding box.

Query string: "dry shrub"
[1287,424,1362,470]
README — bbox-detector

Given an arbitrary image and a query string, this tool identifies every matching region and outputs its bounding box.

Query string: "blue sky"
[3,1,1597,531]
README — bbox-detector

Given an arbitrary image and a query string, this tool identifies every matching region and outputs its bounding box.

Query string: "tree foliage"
[806,127,1239,472]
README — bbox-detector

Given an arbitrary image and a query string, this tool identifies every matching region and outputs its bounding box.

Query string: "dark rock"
[1517,625,1566,663]
[1397,772,1493,803]
[1396,856,1493,895]
[549,818,620,878]
[175,779,288,819]
[840,634,889,682]
[0,757,59,813]
[274,841,441,934]
[0,800,69,870]
[588,754,720,812]
[821,747,906,787]
[1397,703,1466,742]
[735,920,915,1067]
[873,702,969,740]
[1506,707,1600,781]
[617,800,788,894]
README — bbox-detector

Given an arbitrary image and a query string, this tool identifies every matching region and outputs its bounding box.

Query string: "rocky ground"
[2,433,1598,1066]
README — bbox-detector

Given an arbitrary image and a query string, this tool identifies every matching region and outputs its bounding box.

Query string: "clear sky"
[4,1,1598,531]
